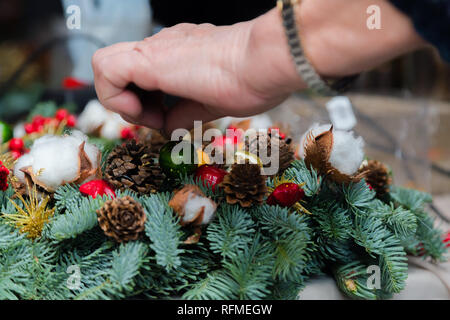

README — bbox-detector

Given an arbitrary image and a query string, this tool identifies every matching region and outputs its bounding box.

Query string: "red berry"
[444,232,450,248]
[10,150,23,160]
[55,109,70,121]
[0,163,10,191]
[24,123,36,134]
[32,115,46,127]
[120,127,136,140]
[8,138,24,151]
[195,165,228,192]
[267,183,305,207]
[62,77,86,90]
[79,180,116,199]
[66,115,77,127]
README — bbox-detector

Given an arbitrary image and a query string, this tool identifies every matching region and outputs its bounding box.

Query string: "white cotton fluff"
[298,123,365,175]
[183,194,217,225]
[77,100,110,134]
[298,123,331,158]
[329,130,365,175]
[100,113,130,140]
[14,131,100,190]
[13,122,26,138]
[77,99,131,139]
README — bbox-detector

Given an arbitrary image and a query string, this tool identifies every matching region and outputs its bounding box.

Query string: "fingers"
[92,41,138,65]
[164,99,219,135]
[93,49,157,117]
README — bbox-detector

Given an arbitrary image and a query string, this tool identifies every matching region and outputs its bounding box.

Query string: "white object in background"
[77,99,131,140]
[13,123,26,138]
[326,96,357,131]
[62,0,152,82]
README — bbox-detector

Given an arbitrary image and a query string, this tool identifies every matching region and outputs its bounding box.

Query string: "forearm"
[247,0,427,92]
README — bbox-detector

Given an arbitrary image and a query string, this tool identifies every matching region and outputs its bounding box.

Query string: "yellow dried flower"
[2,184,55,239]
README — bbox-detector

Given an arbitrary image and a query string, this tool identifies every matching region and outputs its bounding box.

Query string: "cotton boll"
[14,132,101,191]
[183,194,217,225]
[14,154,33,181]
[298,123,332,158]
[328,130,365,175]
[100,113,130,140]
[169,185,217,227]
[31,139,81,190]
[77,100,110,134]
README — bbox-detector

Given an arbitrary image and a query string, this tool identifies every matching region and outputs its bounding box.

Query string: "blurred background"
[0,0,449,220]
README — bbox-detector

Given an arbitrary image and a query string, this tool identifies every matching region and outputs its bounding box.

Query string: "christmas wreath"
[0,100,447,300]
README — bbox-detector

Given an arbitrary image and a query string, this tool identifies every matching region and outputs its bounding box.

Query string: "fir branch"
[333,261,377,300]
[53,184,83,214]
[390,186,432,212]
[284,160,321,197]
[0,239,34,299]
[312,204,353,242]
[342,180,376,215]
[381,204,417,239]
[141,193,184,271]
[206,204,255,261]
[223,236,274,300]
[0,223,26,249]
[352,216,408,293]
[253,205,311,281]
[414,210,447,261]
[109,241,149,293]
[48,195,108,241]
[182,269,238,300]
[377,236,408,293]
[269,279,304,300]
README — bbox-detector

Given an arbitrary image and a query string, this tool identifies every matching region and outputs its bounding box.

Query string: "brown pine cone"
[136,127,168,156]
[358,160,392,197]
[220,163,267,208]
[105,140,164,194]
[244,131,294,175]
[97,196,146,243]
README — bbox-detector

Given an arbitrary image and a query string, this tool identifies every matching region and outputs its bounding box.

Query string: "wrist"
[244,8,307,96]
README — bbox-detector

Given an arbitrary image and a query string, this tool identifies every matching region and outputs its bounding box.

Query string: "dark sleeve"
[390,0,450,62]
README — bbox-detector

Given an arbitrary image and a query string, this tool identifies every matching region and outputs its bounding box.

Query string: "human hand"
[92,19,300,134]
[92,0,425,134]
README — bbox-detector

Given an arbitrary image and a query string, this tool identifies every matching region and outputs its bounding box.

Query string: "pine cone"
[244,131,294,175]
[97,196,146,243]
[358,160,391,197]
[136,127,168,156]
[105,140,164,194]
[220,163,267,207]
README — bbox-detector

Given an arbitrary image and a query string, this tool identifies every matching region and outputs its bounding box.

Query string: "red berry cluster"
[0,161,10,191]
[444,232,450,248]
[24,109,76,135]
[8,138,26,159]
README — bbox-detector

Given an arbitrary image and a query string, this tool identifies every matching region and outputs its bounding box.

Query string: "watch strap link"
[278,0,358,96]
